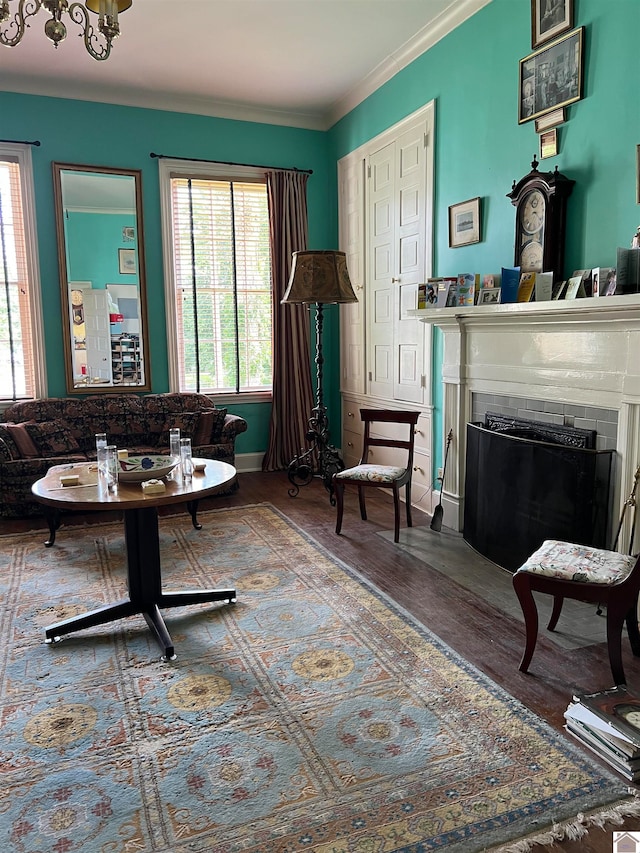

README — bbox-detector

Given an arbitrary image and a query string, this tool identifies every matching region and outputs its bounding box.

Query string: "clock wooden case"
[507,156,574,283]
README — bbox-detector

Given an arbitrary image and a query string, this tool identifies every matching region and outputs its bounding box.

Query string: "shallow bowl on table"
[117,455,179,483]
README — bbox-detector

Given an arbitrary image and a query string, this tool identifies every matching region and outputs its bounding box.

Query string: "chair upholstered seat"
[332,409,421,543]
[335,464,406,484]
[513,539,640,685]
[516,539,636,585]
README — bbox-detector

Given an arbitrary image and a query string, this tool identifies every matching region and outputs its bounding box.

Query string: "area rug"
[379,525,607,650]
[1,503,638,853]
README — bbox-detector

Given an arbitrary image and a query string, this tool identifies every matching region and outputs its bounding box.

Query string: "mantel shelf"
[409,293,640,327]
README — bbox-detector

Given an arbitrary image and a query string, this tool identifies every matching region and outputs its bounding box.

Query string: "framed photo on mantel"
[531,0,573,49]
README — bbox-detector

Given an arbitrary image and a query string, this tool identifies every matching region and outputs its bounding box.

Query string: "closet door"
[82,289,113,383]
[366,116,428,404]
[394,122,427,404]
[367,140,396,400]
[338,153,365,395]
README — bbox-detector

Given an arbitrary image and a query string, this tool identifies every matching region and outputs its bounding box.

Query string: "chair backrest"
[359,409,421,468]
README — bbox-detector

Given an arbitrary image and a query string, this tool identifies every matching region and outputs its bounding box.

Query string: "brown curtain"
[262,170,315,471]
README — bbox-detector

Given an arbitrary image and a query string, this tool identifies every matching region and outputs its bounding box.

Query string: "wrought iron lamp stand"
[287,303,344,504]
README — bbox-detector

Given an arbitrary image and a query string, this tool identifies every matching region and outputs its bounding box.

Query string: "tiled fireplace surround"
[416,295,640,552]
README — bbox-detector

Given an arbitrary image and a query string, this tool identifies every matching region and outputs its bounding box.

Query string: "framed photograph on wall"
[540,128,558,159]
[118,248,137,275]
[531,0,573,49]
[448,197,481,248]
[519,27,583,124]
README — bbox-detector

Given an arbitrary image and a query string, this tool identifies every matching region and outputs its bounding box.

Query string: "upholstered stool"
[512,539,640,685]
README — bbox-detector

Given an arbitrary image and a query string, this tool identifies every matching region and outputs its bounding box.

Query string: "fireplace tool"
[612,464,640,555]
[431,429,453,532]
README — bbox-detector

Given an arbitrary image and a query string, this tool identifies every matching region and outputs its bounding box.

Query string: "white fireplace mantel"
[412,295,640,548]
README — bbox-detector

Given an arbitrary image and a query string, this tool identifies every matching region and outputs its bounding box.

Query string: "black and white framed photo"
[448,197,481,248]
[479,287,501,305]
[531,0,573,49]
[519,27,583,124]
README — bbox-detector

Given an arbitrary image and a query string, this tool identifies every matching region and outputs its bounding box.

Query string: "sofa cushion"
[5,422,39,458]
[0,424,22,459]
[24,421,81,457]
[158,411,201,449]
[193,408,227,446]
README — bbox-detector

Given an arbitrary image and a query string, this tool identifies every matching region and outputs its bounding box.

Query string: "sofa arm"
[221,414,247,441]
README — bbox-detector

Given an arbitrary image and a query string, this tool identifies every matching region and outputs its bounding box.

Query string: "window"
[160,160,272,396]
[0,143,45,402]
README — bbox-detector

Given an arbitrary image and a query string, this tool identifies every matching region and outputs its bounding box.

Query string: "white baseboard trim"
[235,452,264,473]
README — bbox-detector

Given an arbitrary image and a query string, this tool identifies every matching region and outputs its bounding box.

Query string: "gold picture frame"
[519,27,584,125]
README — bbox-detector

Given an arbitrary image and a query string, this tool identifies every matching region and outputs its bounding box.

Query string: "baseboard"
[235,451,264,473]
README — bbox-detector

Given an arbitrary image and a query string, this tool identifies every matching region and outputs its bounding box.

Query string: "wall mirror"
[52,162,151,393]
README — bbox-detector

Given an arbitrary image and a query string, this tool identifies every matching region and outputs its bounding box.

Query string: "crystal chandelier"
[0,0,131,61]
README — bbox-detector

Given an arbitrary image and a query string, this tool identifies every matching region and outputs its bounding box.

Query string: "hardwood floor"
[3,470,639,851]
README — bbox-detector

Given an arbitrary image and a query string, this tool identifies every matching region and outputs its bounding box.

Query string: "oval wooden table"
[31,458,237,660]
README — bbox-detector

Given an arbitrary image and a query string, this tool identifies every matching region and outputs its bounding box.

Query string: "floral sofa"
[0,392,247,518]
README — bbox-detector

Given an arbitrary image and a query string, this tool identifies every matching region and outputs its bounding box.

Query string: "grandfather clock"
[507,156,575,283]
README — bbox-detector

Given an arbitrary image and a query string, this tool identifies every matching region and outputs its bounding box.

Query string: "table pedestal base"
[44,506,235,659]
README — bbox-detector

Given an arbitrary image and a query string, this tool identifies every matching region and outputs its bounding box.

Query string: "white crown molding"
[325,0,492,129]
[0,0,490,132]
[0,78,328,131]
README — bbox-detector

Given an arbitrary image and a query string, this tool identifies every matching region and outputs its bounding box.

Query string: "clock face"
[520,190,545,234]
[520,239,544,272]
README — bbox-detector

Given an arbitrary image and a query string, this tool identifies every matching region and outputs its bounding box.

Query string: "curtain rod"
[0,139,41,146]
[149,152,312,175]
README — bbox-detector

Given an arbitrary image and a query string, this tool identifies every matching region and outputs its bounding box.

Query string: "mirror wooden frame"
[52,162,151,394]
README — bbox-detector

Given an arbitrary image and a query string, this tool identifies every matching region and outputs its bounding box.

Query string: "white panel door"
[393,122,427,403]
[367,141,395,399]
[82,289,113,383]
[338,154,365,394]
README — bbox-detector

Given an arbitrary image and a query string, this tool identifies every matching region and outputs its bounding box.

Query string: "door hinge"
[424,132,428,148]
[420,374,426,388]
[367,164,371,179]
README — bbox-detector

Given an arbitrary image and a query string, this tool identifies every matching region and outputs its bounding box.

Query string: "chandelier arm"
[0,0,42,48]
[68,1,111,60]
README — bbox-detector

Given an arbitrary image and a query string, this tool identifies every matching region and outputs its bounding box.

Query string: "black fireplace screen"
[463,417,614,572]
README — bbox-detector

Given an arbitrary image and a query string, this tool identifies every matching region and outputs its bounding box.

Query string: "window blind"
[170,177,272,394]
[0,155,35,401]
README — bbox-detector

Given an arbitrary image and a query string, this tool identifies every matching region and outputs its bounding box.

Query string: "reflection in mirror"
[52,163,151,393]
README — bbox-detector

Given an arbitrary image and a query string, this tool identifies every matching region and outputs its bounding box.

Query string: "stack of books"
[564,685,640,781]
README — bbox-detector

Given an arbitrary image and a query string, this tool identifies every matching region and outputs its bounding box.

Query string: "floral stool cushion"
[335,464,406,484]
[516,539,636,585]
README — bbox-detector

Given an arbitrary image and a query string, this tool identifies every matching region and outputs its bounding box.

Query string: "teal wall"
[67,212,137,286]
[2,0,638,467]
[329,0,640,473]
[0,92,334,455]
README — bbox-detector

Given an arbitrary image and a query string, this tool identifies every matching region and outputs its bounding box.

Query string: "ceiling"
[0,0,488,130]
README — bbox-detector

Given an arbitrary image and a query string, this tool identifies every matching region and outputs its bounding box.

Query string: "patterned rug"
[1,503,638,852]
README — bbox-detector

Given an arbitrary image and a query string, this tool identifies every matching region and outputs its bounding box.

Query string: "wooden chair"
[512,539,640,685]
[333,409,421,543]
